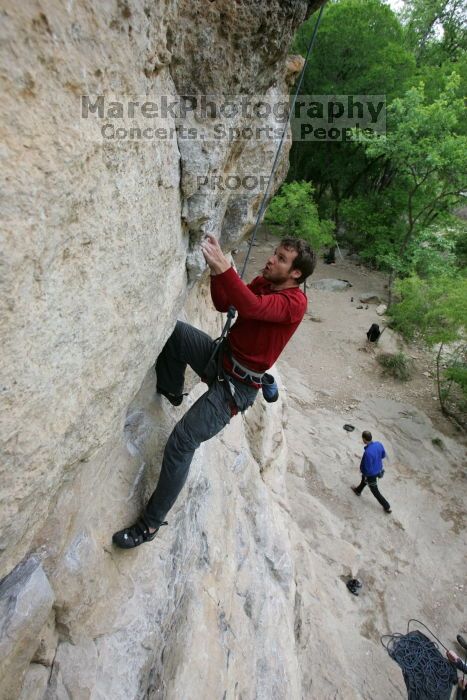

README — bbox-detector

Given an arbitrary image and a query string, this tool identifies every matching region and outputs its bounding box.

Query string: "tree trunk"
[436,342,445,412]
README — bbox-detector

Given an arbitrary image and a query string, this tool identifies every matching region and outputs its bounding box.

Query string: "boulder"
[0,557,55,700]
[376,304,388,316]
[360,292,382,303]
[311,279,352,292]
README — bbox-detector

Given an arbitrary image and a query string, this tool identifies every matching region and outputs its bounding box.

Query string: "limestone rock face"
[1,0,185,579]
[170,1,312,279]
[0,0,310,573]
[0,1,322,698]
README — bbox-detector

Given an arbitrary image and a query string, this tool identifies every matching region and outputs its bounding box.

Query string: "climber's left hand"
[201,235,231,275]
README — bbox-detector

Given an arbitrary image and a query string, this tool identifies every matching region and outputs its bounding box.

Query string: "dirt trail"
[234,232,467,699]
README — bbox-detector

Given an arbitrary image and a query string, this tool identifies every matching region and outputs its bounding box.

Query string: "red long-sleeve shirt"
[210,266,308,373]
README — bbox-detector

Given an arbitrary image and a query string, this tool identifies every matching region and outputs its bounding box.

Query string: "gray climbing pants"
[143,321,258,527]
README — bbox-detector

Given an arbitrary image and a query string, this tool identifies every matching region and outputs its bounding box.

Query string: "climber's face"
[262,245,301,286]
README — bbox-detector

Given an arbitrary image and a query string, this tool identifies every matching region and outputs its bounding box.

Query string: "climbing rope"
[209,2,327,360]
[239,2,327,280]
[381,619,459,700]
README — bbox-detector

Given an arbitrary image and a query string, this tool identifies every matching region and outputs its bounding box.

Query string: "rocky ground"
[235,232,467,699]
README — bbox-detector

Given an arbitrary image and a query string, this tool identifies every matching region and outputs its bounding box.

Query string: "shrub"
[377,352,414,381]
[265,181,335,250]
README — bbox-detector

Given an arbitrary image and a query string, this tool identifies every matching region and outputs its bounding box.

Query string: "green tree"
[294,0,414,98]
[400,0,467,64]
[398,0,467,111]
[410,218,460,277]
[389,272,467,426]
[289,0,415,226]
[264,181,334,250]
[353,73,467,301]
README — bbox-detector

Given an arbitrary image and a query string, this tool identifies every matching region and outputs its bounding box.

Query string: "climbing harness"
[205,3,327,385]
[382,619,459,700]
[224,350,264,388]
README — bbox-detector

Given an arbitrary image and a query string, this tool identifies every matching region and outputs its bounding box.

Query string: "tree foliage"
[264,181,335,250]
[285,0,467,423]
[294,0,415,98]
[400,0,467,64]
[349,73,466,297]
[390,274,466,346]
[389,272,467,425]
[289,0,415,222]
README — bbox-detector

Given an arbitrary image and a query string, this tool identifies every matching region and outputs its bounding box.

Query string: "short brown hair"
[280,238,317,284]
[362,431,372,442]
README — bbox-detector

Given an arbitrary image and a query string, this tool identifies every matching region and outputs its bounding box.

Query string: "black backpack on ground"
[367,323,381,342]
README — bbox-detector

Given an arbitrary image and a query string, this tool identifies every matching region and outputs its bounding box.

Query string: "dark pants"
[143,321,258,528]
[354,474,391,511]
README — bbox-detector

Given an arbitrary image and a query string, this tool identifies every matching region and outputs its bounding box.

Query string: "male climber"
[113,234,316,548]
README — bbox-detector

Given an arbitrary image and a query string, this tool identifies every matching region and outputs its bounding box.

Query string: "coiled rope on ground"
[381,620,459,700]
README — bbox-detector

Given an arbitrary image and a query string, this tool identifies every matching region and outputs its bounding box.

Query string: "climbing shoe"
[384,507,392,514]
[112,519,167,549]
[351,486,361,496]
[156,386,185,407]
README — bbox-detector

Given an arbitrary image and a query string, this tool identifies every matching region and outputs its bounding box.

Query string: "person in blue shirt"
[351,430,392,513]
